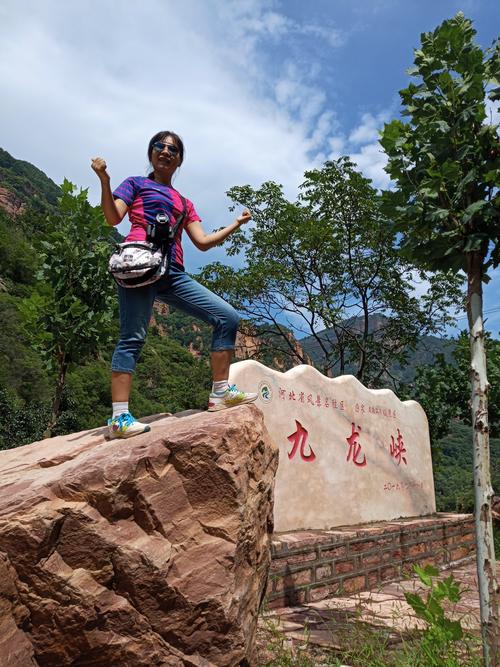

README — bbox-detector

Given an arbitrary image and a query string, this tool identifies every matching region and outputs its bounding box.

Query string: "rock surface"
[0,405,278,666]
[0,185,26,217]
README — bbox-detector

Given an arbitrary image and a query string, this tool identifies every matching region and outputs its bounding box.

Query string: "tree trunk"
[357,294,369,383]
[44,350,67,438]
[466,250,498,667]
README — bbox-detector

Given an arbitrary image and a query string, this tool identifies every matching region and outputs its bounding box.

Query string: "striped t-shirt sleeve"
[113,177,138,206]
[185,198,201,226]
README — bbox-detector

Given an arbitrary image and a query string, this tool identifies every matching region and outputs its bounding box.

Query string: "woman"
[91,130,256,439]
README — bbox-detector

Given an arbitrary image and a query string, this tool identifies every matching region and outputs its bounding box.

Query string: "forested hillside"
[434,421,500,512]
[0,148,309,446]
[0,148,212,446]
[0,147,61,214]
[0,147,497,520]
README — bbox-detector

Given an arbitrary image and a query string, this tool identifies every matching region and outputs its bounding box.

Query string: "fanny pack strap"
[171,195,187,240]
[161,194,187,277]
[163,195,187,274]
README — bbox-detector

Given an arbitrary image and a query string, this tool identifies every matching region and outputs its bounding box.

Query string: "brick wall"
[266,513,475,609]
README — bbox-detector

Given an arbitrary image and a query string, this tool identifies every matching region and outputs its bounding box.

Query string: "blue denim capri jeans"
[111,263,240,374]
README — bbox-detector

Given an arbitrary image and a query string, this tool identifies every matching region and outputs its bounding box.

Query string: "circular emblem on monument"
[258,382,272,402]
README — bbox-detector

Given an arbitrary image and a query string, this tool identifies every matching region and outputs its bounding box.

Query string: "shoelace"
[227,384,244,396]
[117,412,135,427]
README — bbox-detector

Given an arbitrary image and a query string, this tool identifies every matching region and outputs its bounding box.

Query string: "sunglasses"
[152,141,180,156]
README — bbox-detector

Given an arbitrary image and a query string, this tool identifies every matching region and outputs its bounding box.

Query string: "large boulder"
[0,405,278,667]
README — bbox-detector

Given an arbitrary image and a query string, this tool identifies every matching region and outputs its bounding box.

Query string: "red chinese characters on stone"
[345,423,367,467]
[287,420,316,462]
[390,428,407,465]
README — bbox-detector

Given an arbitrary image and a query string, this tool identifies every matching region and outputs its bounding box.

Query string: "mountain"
[0,147,61,215]
[0,147,122,244]
[0,147,212,447]
[299,314,455,383]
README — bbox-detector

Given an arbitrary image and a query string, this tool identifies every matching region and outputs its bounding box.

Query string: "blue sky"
[1,0,499,336]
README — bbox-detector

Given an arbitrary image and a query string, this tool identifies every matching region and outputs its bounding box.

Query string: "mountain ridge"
[0,147,61,214]
[299,314,455,383]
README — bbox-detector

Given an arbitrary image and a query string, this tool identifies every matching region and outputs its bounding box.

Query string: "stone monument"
[229,361,436,532]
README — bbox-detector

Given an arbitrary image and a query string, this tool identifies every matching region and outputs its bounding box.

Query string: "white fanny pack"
[108,195,186,288]
[108,241,166,288]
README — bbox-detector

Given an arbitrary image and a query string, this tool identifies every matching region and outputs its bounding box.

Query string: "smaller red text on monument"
[276,386,397,421]
[279,387,346,411]
[356,403,397,419]
[287,420,316,462]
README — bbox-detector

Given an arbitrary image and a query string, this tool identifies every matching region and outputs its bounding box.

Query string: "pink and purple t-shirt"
[113,176,201,269]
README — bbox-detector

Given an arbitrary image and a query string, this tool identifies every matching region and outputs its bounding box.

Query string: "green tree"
[0,387,50,450]
[0,295,51,405]
[19,180,117,435]
[199,158,461,387]
[432,421,500,514]
[380,13,499,662]
[0,208,39,294]
[408,332,500,443]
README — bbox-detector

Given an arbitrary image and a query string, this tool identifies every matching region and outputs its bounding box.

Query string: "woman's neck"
[152,172,172,187]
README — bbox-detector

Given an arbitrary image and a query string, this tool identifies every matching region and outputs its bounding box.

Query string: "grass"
[255,565,484,667]
[256,614,483,666]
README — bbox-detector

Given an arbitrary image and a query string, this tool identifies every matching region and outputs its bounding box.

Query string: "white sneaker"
[207,384,258,412]
[108,412,151,439]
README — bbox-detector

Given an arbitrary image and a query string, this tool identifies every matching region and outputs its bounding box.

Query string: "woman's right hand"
[91,157,109,180]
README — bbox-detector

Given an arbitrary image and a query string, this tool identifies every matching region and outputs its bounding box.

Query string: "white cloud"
[322,112,392,189]
[328,136,346,158]
[348,142,390,189]
[0,0,393,265]
[213,0,345,50]
[299,23,345,49]
[1,0,498,339]
[340,110,393,188]
[348,111,390,145]
[274,62,331,129]
[0,0,336,266]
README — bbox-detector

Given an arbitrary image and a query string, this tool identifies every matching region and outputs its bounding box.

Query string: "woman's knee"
[112,335,146,372]
[224,307,240,336]
[211,305,240,350]
[122,336,146,355]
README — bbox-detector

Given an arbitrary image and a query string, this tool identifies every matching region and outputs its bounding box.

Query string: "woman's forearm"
[202,219,241,249]
[99,176,122,227]
[187,209,251,251]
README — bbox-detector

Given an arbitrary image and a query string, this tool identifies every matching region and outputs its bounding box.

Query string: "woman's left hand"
[236,209,252,226]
